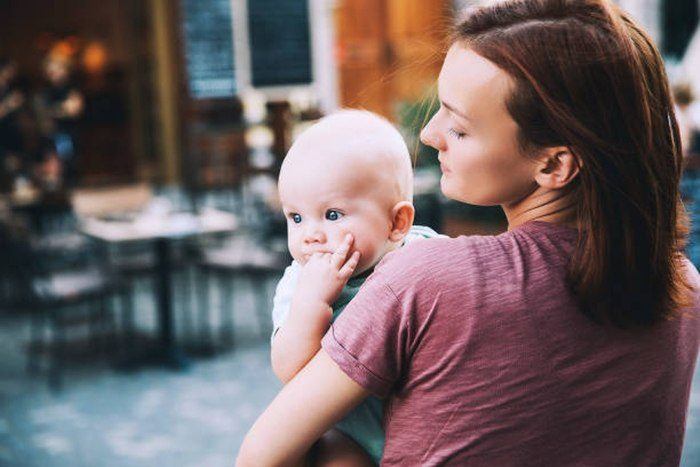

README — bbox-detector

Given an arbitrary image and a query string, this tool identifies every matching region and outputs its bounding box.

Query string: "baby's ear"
[389,201,415,242]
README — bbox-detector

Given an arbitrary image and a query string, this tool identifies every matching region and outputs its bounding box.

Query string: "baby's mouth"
[302,250,333,261]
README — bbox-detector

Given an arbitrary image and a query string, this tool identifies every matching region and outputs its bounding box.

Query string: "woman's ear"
[389,201,415,242]
[534,146,581,189]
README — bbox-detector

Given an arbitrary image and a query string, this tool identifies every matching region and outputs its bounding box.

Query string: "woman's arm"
[237,349,370,466]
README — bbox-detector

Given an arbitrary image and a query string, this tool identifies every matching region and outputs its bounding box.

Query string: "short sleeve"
[321,270,415,398]
[270,261,300,343]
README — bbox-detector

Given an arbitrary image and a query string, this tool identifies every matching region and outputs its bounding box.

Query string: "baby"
[271,109,440,465]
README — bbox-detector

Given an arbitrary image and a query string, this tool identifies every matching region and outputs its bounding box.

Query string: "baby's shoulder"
[404,224,445,242]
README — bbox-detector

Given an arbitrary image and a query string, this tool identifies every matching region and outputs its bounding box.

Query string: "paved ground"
[0,276,281,467]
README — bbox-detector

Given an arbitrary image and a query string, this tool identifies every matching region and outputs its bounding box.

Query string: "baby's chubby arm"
[270,262,299,344]
[271,234,360,384]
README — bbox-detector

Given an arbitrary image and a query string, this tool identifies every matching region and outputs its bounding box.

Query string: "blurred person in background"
[0,57,26,192]
[31,136,63,193]
[34,50,84,188]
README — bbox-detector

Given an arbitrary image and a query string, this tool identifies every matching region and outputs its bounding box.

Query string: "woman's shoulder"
[374,232,502,283]
[374,221,578,288]
[384,232,473,260]
[381,222,562,267]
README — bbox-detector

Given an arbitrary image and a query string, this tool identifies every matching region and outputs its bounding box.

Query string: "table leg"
[155,237,189,369]
[156,238,173,347]
[115,238,190,371]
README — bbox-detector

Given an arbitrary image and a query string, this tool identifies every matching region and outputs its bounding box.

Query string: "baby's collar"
[348,265,375,285]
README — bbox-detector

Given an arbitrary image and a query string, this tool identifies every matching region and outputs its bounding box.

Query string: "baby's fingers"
[338,251,361,280]
[331,234,354,269]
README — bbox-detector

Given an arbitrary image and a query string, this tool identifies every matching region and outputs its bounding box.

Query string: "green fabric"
[330,266,385,464]
[331,267,374,320]
[334,396,386,465]
[329,227,440,464]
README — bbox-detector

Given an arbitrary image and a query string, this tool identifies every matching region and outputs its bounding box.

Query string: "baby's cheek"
[287,234,304,263]
[353,240,379,267]
[329,228,352,250]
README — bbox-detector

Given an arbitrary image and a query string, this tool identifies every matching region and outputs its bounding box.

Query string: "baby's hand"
[293,234,361,309]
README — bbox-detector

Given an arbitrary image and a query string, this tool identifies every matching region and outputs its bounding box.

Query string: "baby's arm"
[270,262,299,344]
[271,234,359,384]
[271,292,333,384]
[271,262,329,383]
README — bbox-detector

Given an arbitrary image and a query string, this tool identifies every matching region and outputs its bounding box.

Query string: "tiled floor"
[0,277,699,466]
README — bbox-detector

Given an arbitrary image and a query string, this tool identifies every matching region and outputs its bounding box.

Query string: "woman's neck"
[502,184,578,231]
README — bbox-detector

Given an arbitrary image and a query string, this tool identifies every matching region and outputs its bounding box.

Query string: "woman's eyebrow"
[441,100,471,122]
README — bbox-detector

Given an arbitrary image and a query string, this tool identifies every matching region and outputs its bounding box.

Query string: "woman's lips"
[438,157,450,174]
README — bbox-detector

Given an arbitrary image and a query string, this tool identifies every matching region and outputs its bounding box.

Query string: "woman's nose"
[420,117,446,151]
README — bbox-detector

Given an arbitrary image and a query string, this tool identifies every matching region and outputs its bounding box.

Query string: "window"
[180,0,237,99]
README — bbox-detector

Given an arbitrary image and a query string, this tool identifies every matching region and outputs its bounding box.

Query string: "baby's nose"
[303,228,325,244]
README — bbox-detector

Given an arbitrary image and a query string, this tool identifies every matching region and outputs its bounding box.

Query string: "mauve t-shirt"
[321,221,700,466]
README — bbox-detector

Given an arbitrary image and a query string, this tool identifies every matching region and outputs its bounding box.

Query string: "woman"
[0,58,26,191]
[238,1,700,465]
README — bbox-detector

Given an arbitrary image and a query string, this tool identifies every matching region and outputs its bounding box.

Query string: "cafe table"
[79,208,238,369]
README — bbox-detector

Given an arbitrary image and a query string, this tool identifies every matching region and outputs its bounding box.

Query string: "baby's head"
[278,109,415,275]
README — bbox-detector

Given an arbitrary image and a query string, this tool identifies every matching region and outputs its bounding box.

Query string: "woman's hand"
[293,234,361,310]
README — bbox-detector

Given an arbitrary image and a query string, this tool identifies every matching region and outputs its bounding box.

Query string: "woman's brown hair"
[454,0,692,327]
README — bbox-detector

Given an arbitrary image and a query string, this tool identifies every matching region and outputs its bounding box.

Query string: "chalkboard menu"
[180,0,237,99]
[247,0,312,87]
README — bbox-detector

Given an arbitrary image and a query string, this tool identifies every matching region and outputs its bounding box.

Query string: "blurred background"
[0,0,698,465]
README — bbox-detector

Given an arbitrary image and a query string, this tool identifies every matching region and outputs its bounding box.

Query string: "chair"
[71,183,165,335]
[0,220,132,392]
[196,234,287,352]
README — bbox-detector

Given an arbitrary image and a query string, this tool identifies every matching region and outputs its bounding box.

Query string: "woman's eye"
[325,209,343,221]
[448,128,466,139]
[290,213,302,224]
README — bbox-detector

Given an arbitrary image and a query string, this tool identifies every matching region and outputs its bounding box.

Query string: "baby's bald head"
[278,110,416,274]
[280,109,413,206]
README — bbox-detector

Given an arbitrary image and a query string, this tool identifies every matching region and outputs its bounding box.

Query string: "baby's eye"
[289,213,302,224]
[325,209,343,221]
[448,128,467,140]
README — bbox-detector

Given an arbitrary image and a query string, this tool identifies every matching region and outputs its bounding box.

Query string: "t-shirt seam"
[327,325,394,394]
[382,279,402,304]
[327,278,406,394]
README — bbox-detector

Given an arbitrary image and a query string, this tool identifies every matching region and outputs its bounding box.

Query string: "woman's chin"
[440,181,490,206]
[439,175,450,196]
[440,178,464,202]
